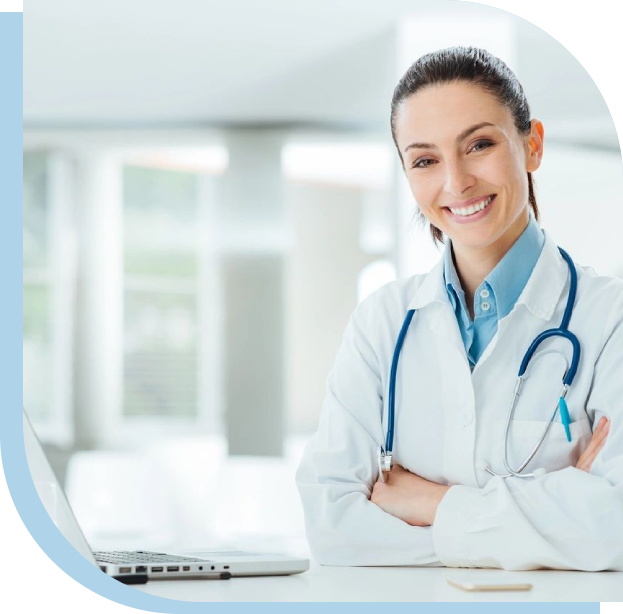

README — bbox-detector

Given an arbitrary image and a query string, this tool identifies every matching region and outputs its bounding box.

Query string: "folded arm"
[432,295,623,571]
[295,294,442,567]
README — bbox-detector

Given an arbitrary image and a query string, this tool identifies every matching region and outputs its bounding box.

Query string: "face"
[394,80,544,255]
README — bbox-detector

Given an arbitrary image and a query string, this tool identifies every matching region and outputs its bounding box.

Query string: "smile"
[448,195,494,216]
[444,194,496,224]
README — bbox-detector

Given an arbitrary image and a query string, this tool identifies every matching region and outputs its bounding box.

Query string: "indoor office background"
[23,1,623,557]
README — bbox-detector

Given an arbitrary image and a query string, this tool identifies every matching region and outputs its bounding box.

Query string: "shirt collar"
[408,222,568,323]
[484,211,545,318]
[442,211,544,318]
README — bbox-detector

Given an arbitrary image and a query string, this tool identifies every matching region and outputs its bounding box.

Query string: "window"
[23,150,75,444]
[122,165,200,418]
[23,151,52,423]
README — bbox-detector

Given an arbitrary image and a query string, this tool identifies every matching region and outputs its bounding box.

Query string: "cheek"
[406,175,434,206]
[494,143,526,181]
[499,156,522,180]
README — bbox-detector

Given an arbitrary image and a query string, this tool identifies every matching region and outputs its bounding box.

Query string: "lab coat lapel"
[480,230,570,373]
[513,228,568,321]
[407,253,466,355]
[494,228,568,340]
[474,228,569,374]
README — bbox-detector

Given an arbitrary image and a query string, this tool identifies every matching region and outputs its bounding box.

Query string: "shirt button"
[479,289,490,298]
[481,301,491,311]
[462,413,473,426]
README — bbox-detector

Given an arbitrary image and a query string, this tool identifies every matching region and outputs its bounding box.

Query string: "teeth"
[450,195,493,216]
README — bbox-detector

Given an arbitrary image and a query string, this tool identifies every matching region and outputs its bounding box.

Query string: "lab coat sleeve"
[432,288,623,571]
[295,290,443,567]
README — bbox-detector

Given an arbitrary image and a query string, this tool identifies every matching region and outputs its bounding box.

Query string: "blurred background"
[23,0,623,558]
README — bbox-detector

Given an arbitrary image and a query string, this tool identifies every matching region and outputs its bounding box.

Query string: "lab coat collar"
[407,227,568,323]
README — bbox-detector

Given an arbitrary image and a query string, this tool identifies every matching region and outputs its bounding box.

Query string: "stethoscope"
[377,246,580,482]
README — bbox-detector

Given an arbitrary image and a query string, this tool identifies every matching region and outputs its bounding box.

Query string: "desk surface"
[134,561,623,602]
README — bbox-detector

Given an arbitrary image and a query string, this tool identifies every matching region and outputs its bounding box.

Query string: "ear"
[525,119,544,173]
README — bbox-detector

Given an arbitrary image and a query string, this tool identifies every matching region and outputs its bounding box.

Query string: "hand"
[575,416,610,473]
[370,464,450,527]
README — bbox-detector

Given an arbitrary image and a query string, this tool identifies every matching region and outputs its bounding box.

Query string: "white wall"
[285,181,382,433]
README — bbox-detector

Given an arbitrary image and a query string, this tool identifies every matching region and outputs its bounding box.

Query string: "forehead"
[394,81,511,149]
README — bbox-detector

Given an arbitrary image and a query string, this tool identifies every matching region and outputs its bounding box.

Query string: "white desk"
[135,561,623,602]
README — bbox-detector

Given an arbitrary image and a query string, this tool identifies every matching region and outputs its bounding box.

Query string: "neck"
[451,207,530,309]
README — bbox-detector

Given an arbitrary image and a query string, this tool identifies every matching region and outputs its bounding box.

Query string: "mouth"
[444,194,496,223]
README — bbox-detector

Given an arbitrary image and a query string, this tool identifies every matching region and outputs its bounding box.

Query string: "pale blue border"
[2,10,600,612]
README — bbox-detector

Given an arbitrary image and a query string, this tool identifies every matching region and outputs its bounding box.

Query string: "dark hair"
[390,45,540,247]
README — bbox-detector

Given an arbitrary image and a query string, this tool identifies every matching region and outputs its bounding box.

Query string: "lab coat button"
[481,301,491,311]
[462,413,473,425]
[479,289,490,298]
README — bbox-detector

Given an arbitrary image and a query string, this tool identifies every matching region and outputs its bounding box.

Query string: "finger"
[577,420,610,471]
[587,417,607,445]
[594,416,608,435]
[593,418,610,445]
[577,435,601,468]
[578,446,601,471]
[586,418,610,451]
[595,433,609,454]
[575,421,605,470]
[596,416,610,433]
[579,431,607,466]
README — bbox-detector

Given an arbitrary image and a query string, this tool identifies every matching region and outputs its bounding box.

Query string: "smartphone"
[447,577,533,592]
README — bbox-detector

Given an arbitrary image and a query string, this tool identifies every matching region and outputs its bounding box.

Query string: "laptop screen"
[23,407,97,566]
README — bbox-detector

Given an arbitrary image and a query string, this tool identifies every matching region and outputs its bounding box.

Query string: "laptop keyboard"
[93,551,211,564]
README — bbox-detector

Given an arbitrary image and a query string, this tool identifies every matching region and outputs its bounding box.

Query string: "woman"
[295,46,623,571]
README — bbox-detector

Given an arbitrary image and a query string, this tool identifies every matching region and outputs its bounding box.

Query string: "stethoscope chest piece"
[377,446,392,483]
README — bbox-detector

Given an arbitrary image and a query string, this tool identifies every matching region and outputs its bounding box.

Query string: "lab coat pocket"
[500,416,592,474]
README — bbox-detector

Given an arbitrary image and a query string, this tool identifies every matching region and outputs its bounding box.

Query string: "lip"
[445,194,496,210]
[444,194,496,224]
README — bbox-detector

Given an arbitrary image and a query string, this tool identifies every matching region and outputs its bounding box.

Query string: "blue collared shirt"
[443,211,545,369]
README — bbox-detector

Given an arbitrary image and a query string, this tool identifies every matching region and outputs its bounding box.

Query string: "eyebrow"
[403,122,496,154]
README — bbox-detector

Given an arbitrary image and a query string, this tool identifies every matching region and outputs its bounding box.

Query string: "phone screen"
[447,576,533,592]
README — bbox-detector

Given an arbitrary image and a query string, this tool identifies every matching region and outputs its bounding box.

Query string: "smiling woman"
[392,74,545,314]
[296,46,623,572]
[390,48,541,252]
[388,48,549,325]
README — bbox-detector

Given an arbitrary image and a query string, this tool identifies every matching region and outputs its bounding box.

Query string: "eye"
[471,139,494,153]
[412,157,435,170]
[410,139,494,170]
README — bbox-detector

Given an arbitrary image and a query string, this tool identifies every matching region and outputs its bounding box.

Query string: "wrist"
[430,484,451,524]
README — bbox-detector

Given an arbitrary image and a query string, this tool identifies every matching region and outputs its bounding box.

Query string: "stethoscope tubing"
[379,245,580,480]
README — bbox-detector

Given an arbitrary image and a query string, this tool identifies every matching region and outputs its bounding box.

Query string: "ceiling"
[24,0,620,152]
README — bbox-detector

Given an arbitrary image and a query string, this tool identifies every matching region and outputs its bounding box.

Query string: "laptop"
[23,407,309,584]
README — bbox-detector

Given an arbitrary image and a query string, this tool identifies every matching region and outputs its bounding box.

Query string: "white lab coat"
[295,228,623,571]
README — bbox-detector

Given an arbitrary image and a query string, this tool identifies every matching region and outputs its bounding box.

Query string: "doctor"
[295,46,623,571]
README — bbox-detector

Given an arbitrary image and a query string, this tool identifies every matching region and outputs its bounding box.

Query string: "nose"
[443,157,476,197]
